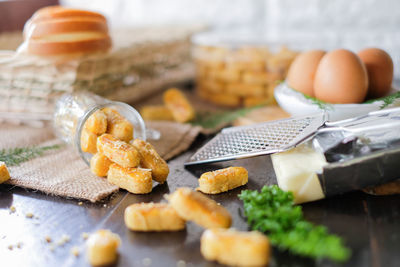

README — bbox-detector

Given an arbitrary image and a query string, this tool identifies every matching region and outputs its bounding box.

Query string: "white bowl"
[274,82,400,121]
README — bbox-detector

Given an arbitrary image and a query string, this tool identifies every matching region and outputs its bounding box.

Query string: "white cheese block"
[271,144,326,204]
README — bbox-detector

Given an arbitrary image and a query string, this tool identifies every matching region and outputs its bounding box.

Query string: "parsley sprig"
[0,144,61,167]
[239,185,351,262]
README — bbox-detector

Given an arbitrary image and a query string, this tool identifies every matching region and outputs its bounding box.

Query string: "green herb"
[0,144,62,167]
[287,85,332,111]
[239,185,351,262]
[191,105,262,129]
[302,93,333,111]
[363,90,400,109]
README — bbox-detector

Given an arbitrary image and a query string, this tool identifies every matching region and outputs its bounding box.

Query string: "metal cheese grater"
[185,107,400,165]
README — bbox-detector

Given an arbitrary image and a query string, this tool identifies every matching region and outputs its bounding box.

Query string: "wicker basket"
[0,26,202,119]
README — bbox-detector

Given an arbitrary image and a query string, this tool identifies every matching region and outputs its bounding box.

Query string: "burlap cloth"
[2,122,201,202]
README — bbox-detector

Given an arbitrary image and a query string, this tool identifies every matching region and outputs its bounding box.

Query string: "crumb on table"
[45,235,52,243]
[71,246,80,257]
[142,258,152,266]
[57,234,71,246]
[81,232,89,240]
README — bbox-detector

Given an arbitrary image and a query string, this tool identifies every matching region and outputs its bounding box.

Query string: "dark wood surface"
[1,136,399,267]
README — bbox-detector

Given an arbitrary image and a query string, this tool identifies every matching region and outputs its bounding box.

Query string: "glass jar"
[53,91,151,165]
[191,30,300,107]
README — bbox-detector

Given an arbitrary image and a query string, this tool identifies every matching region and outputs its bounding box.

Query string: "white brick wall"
[61,0,266,29]
[264,0,400,78]
[61,0,400,78]
[266,0,400,33]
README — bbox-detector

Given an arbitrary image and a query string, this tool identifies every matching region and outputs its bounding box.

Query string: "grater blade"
[185,112,327,165]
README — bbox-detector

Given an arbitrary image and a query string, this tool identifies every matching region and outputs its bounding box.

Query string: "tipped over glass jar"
[53,91,158,165]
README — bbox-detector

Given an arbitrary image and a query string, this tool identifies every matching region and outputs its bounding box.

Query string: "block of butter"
[271,144,326,204]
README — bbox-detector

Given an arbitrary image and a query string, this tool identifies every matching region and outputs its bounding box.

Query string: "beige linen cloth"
[1,122,200,202]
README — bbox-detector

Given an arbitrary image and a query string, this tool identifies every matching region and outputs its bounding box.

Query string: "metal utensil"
[185,107,400,165]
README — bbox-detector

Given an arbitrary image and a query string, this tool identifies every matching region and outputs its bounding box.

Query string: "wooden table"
[1,137,399,267]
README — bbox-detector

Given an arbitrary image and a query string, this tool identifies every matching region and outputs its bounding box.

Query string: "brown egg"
[287,50,326,97]
[358,48,393,99]
[314,49,368,104]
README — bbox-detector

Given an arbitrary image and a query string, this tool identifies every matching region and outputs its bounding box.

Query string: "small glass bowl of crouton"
[53,91,152,165]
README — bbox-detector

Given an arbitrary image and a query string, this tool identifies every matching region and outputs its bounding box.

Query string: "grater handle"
[324,106,400,128]
[318,115,400,135]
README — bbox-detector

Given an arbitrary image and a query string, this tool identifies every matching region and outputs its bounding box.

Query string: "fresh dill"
[301,88,400,110]
[239,185,351,262]
[363,91,400,109]
[0,144,62,167]
[191,105,262,129]
[301,93,333,111]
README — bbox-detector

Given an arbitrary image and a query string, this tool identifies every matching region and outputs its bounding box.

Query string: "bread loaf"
[0,162,10,183]
[86,229,120,266]
[97,134,140,168]
[197,167,248,194]
[107,164,153,194]
[201,228,270,267]
[124,203,185,231]
[132,139,169,184]
[166,187,232,229]
[21,6,111,56]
